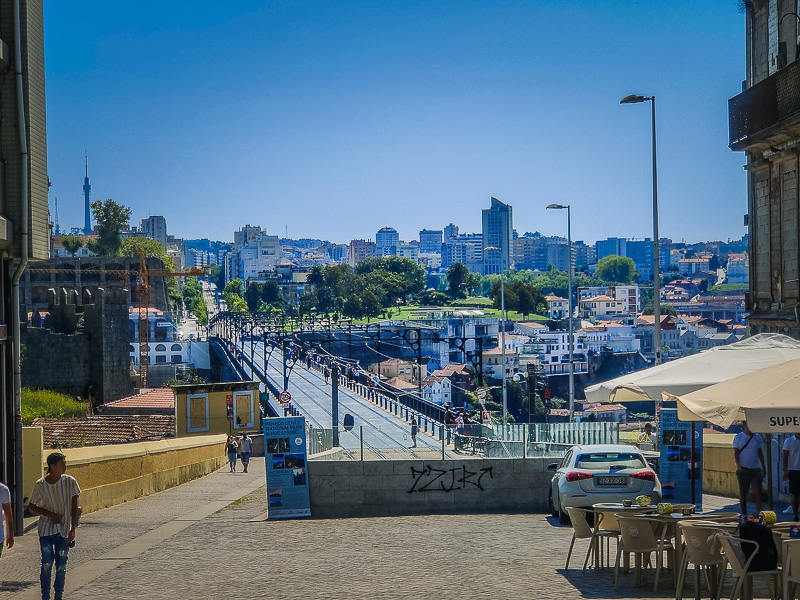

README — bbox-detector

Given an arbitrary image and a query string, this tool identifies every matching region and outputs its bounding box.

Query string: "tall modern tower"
[481,197,513,274]
[83,153,91,234]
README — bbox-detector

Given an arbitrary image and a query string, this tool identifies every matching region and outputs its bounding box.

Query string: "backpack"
[737,522,778,572]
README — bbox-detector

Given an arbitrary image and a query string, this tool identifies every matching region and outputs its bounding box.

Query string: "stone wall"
[308,458,551,518]
[22,287,132,402]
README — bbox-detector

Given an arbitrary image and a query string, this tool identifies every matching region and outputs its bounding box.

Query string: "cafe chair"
[564,507,617,570]
[675,521,727,600]
[784,539,800,600]
[614,515,674,592]
[716,533,780,600]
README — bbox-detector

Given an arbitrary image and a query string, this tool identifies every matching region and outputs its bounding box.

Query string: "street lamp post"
[484,246,507,424]
[620,94,661,364]
[546,204,573,422]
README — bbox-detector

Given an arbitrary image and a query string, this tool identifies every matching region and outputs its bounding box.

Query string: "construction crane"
[136,249,210,388]
[27,253,209,389]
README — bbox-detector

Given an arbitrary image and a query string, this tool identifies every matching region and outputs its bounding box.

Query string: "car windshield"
[575,452,645,469]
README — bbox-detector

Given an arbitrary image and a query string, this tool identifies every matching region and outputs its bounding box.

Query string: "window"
[155,344,166,352]
[155,355,167,364]
[171,344,182,351]
[575,452,645,469]
[187,394,209,432]
[171,355,182,363]
[233,391,254,429]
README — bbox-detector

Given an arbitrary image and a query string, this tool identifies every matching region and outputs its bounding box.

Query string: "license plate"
[597,476,627,486]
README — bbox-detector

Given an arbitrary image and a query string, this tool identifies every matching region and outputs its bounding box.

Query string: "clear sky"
[45,1,746,246]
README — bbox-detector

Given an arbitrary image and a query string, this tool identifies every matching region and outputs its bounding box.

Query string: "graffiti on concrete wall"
[407,464,493,493]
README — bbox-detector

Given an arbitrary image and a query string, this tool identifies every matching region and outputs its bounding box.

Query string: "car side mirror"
[547,463,558,472]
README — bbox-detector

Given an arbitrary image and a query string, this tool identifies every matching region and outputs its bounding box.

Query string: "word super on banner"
[263,416,311,519]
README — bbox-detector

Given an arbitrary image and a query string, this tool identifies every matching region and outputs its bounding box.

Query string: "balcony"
[729,59,800,150]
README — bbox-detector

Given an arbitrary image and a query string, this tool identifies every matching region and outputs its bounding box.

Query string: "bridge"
[209,329,462,459]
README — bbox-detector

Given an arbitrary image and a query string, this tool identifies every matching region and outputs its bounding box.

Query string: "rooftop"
[32,415,175,448]
[102,388,176,411]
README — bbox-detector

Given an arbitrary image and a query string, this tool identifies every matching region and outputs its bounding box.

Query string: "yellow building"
[174,381,260,437]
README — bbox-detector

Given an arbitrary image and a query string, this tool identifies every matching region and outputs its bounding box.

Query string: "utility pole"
[331,365,339,447]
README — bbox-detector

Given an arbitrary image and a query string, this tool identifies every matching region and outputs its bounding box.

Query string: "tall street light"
[484,246,507,424]
[546,204,574,422]
[620,94,661,364]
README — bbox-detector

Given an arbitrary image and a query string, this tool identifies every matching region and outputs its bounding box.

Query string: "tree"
[224,279,245,297]
[120,236,174,270]
[595,255,639,284]
[642,302,678,316]
[89,199,131,256]
[61,236,83,257]
[261,279,281,304]
[446,262,470,298]
[244,281,263,313]
[342,295,362,319]
[361,288,382,320]
[190,295,208,325]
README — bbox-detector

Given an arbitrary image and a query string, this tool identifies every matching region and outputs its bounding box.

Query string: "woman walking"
[410,416,419,448]
[226,435,239,472]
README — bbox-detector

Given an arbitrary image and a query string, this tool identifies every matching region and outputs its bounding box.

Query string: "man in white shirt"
[0,481,13,557]
[28,452,81,600]
[733,421,766,514]
[783,433,800,521]
[238,431,253,474]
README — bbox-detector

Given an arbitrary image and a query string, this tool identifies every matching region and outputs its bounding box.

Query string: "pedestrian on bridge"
[226,436,239,472]
[324,365,330,384]
[411,417,419,448]
[238,432,253,474]
[28,452,81,600]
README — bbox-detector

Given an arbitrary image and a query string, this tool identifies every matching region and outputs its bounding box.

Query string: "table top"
[592,503,655,511]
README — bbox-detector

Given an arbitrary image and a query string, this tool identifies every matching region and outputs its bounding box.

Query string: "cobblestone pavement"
[0,461,782,600]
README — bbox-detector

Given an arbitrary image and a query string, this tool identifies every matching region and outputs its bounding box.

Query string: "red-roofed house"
[99,388,176,416]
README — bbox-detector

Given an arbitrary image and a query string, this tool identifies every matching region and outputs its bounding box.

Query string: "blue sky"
[45,1,746,246]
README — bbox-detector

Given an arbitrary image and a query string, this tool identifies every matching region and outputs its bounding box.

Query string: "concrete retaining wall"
[309,458,551,518]
[56,434,227,513]
[703,434,737,498]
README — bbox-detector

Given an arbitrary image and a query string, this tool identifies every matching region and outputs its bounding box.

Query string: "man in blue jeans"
[28,453,81,600]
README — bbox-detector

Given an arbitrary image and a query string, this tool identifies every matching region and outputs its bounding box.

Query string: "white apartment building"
[726,253,749,284]
[578,285,640,314]
[579,295,627,320]
[521,331,588,376]
[545,295,568,319]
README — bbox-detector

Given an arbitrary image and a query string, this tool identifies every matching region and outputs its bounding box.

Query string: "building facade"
[481,197,513,273]
[729,0,800,335]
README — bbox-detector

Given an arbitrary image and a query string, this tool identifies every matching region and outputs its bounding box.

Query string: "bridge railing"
[307,427,335,455]
[482,422,620,458]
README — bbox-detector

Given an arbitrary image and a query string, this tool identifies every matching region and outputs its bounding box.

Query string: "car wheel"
[559,507,570,525]
[549,489,559,518]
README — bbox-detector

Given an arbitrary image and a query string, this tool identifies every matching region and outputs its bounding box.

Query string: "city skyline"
[45,1,745,245]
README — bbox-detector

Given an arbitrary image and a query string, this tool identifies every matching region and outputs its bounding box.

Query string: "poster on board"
[263,416,311,519]
[659,408,703,509]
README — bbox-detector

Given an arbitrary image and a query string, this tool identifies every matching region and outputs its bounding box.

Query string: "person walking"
[28,452,81,600]
[410,417,419,448]
[783,432,800,521]
[733,421,766,514]
[238,431,253,474]
[0,480,13,557]
[226,436,239,472]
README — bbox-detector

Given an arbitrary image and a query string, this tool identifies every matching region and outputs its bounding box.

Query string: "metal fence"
[482,422,620,458]
[307,427,335,455]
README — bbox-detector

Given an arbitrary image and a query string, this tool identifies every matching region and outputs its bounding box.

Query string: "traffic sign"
[481,410,491,422]
[476,387,488,401]
[278,390,292,404]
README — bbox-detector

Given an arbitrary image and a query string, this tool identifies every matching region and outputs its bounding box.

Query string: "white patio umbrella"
[670,357,800,432]
[583,333,800,404]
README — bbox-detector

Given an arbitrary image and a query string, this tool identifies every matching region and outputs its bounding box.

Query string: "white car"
[548,444,662,524]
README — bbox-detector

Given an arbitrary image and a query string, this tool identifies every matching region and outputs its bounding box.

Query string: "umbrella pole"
[691,421,696,506]
[766,434,774,512]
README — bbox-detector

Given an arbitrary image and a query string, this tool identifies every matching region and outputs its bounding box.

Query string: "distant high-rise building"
[512,236,547,271]
[481,197,513,274]
[348,239,376,266]
[595,237,627,263]
[443,223,459,240]
[626,239,654,280]
[375,227,399,255]
[573,241,592,270]
[441,233,483,272]
[233,224,264,251]
[140,215,167,248]
[419,229,443,254]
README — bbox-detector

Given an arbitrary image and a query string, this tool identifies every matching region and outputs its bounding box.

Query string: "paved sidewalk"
[0,462,783,599]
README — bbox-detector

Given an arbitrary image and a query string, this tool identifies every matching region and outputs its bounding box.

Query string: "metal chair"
[675,520,727,600]
[784,538,800,600]
[716,532,780,600]
[564,507,618,570]
[614,514,674,592]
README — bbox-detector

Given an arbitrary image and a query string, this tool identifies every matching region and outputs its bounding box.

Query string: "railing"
[729,57,800,148]
[307,427,335,455]
[483,422,620,458]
